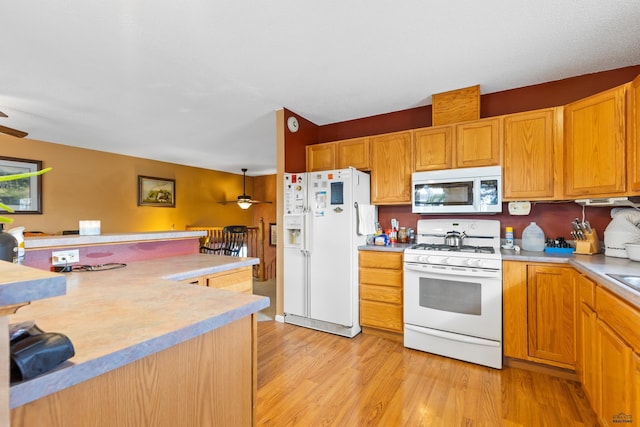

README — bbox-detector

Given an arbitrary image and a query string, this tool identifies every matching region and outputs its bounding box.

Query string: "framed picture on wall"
[138,176,175,207]
[0,156,44,214]
[269,223,277,246]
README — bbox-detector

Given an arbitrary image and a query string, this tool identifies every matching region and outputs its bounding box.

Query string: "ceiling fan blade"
[217,199,272,205]
[0,124,28,138]
[0,111,7,118]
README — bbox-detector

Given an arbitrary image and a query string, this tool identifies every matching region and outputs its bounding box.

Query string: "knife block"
[574,229,601,255]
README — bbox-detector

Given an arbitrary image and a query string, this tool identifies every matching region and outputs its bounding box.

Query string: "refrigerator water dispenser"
[283,215,303,248]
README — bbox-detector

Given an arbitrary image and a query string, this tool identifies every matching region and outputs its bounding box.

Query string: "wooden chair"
[201,225,247,257]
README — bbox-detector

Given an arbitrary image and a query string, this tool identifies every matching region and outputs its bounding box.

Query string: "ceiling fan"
[0,110,28,138]
[218,168,272,209]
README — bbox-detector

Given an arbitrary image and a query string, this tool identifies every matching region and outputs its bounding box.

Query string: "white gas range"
[403,219,503,369]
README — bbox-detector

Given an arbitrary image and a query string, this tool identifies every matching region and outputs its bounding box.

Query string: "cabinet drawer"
[361,283,402,304]
[360,300,403,332]
[205,267,253,293]
[359,251,403,269]
[596,286,640,353]
[359,267,402,287]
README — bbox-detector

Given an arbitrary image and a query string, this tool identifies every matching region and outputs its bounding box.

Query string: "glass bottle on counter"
[398,227,407,243]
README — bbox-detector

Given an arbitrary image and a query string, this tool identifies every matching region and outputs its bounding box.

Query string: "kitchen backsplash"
[378,202,613,241]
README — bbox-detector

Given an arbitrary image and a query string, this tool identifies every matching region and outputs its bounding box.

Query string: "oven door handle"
[405,324,500,347]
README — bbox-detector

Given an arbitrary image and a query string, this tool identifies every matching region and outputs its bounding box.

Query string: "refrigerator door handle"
[303,209,312,254]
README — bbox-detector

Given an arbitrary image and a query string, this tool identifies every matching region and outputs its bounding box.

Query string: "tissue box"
[79,220,101,236]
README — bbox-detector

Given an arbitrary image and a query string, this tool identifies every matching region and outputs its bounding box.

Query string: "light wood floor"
[256,321,599,426]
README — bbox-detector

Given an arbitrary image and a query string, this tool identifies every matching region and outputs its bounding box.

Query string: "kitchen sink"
[607,274,640,292]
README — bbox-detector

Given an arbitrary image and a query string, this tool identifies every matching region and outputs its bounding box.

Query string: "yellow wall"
[1,134,254,234]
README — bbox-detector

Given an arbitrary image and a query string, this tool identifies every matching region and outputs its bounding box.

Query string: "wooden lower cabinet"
[506,263,640,424]
[502,261,576,369]
[180,266,253,293]
[598,319,634,427]
[359,251,403,340]
[579,302,599,411]
[11,316,257,427]
[527,264,576,367]
[591,285,640,427]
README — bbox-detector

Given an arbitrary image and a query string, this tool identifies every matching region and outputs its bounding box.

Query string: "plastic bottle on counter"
[505,226,514,247]
[522,222,545,251]
[389,228,397,245]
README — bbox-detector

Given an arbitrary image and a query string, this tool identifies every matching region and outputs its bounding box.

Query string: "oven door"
[403,262,502,341]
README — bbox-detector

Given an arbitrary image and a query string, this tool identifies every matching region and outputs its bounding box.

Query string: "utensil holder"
[574,230,601,255]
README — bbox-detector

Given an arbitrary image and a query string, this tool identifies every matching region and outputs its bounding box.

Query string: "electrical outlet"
[51,249,80,266]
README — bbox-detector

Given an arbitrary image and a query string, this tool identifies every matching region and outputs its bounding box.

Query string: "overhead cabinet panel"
[306,143,336,172]
[503,108,558,200]
[455,117,500,168]
[370,131,412,204]
[564,85,626,197]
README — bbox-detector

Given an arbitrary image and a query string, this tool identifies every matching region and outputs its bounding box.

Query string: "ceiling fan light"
[237,195,252,209]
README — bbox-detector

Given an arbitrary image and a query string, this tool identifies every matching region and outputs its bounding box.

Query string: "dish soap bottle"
[522,222,545,251]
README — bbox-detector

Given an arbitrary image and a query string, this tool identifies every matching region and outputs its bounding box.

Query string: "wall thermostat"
[508,201,531,215]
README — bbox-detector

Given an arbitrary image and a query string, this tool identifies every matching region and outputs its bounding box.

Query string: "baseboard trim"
[275,314,285,323]
[504,357,579,381]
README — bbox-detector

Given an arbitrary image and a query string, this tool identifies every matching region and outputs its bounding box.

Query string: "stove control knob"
[417,255,429,263]
[466,258,479,267]
[477,260,489,268]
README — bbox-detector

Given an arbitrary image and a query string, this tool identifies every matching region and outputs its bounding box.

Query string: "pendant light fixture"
[237,168,252,209]
[217,168,272,209]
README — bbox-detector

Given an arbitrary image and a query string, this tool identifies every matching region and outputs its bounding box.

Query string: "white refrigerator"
[283,167,373,338]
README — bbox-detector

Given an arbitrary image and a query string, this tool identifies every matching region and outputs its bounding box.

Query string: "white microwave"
[412,166,502,214]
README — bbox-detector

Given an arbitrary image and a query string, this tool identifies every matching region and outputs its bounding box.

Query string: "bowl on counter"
[624,242,640,261]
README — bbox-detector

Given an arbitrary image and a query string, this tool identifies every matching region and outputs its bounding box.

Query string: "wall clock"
[287,116,299,133]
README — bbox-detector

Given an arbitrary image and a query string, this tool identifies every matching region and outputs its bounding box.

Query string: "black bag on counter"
[9,323,75,383]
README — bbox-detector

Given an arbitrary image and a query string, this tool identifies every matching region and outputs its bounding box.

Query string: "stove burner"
[411,243,495,254]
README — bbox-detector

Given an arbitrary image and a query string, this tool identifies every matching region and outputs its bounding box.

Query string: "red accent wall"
[284,65,640,241]
[284,108,319,173]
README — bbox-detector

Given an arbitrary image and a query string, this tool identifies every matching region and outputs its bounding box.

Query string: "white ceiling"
[1,1,639,176]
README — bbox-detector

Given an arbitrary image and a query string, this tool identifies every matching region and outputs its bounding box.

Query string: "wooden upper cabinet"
[564,85,626,198]
[370,131,412,204]
[503,108,560,200]
[455,117,501,168]
[336,137,370,170]
[628,75,640,193]
[306,142,336,172]
[413,125,454,171]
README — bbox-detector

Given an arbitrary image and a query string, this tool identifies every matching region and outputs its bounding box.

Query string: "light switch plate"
[508,201,531,215]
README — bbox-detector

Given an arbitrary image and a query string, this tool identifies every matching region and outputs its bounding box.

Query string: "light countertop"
[24,230,206,249]
[0,262,66,306]
[8,254,267,409]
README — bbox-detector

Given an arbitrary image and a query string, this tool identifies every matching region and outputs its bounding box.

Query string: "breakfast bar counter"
[6,254,267,426]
